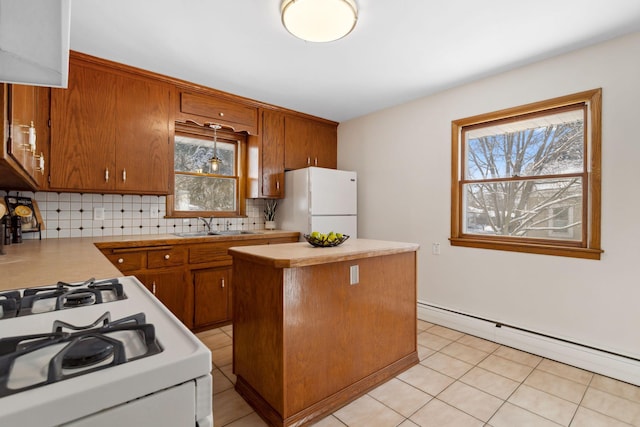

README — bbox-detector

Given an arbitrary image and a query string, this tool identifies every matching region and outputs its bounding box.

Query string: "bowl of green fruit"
[304,231,349,247]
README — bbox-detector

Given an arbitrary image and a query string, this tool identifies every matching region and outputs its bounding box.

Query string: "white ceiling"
[69,0,640,123]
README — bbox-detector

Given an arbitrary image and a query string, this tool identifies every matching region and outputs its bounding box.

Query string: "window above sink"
[167,123,247,219]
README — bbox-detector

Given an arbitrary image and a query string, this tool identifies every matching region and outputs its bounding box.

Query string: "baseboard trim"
[418,301,640,387]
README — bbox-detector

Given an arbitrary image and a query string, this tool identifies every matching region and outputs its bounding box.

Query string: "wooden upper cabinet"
[50,56,172,194]
[260,109,285,198]
[284,115,337,170]
[247,109,285,198]
[0,84,48,191]
[177,91,258,135]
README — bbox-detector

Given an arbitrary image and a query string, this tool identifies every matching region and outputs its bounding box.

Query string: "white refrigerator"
[277,167,357,239]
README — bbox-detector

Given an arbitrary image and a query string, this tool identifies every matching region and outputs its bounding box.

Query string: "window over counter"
[167,123,246,218]
[450,89,602,260]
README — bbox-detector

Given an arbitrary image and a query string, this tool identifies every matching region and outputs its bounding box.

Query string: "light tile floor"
[196,321,640,426]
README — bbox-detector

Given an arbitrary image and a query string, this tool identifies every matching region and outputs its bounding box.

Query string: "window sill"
[449,237,603,260]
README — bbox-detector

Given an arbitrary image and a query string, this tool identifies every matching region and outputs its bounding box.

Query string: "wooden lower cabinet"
[193,267,231,328]
[137,269,193,329]
[96,232,299,331]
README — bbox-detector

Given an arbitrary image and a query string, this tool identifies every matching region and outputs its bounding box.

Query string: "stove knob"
[164,254,170,260]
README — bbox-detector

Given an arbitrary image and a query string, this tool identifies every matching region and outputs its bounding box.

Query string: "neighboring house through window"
[450,89,602,259]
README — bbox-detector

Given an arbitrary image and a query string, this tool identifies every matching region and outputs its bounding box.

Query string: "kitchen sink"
[173,230,262,237]
[212,230,262,236]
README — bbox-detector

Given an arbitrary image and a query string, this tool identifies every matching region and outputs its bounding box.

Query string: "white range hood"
[0,0,71,87]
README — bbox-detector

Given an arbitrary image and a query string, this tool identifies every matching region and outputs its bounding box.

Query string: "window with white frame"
[450,89,603,260]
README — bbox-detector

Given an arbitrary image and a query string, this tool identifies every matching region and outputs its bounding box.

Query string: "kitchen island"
[229,239,420,427]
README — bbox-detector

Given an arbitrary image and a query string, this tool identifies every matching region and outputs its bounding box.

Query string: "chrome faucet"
[198,217,215,232]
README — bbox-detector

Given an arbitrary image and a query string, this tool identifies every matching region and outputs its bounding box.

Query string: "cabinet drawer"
[148,246,187,269]
[180,92,257,133]
[189,243,230,264]
[105,252,146,272]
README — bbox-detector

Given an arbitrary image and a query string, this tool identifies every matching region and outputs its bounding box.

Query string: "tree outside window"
[450,89,603,259]
[166,124,246,218]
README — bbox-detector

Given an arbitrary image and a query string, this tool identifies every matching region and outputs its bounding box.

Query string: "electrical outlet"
[432,243,441,255]
[350,265,359,285]
[150,206,159,218]
[93,207,105,221]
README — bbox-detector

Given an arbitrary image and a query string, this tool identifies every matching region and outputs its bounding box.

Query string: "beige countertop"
[0,230,299,291]
[228,238,420,268]
[0,238,122,290]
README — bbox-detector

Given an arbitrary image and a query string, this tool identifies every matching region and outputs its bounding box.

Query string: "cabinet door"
[140,269,193,329]
[50,57,171,194]
[50,62,117,191]
[8,85,37,179]
[313,122,337,169]
[261,109,285,198]
[194,267,231,328]
[284,115,314,170]
[284,115,338,170]
[117,76,171,194]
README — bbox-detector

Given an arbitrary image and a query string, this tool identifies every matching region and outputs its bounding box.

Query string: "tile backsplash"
[2,191,270,240]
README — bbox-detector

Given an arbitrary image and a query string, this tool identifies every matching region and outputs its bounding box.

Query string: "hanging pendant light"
[208,124,222,172]
[281,0,358,43]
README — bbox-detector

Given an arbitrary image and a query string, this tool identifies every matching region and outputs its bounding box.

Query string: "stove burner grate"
[0,278,127,319]
[0,312,162,397]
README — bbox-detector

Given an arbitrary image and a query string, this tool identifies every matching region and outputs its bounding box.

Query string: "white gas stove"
[0,276,212,427]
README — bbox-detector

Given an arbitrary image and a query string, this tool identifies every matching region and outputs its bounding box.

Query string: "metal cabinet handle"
[152,282,156,294]
[221,278,225,288]
[276,181,280,190]
[117,258,124,264]
[307,157,311,166]
[314,157,318,166]
[164,254,170,260]
[219,112,224,117]
[122,169,127,182]
[105,168,109,182]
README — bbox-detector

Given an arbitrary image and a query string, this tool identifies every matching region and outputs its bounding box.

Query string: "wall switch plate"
[432,243,441,255]
[93,207,105,221]
[350,265,359,285]
[150,206,159,218]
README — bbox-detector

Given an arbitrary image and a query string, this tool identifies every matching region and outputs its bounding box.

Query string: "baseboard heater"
[418,301,640,387]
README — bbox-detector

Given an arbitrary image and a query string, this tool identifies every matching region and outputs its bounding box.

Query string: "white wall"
[337,32,640,363]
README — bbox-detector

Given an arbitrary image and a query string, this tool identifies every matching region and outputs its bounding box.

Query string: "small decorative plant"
[264,200,278,222]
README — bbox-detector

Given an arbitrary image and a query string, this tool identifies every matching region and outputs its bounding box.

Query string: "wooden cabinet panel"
[8,85,37,179]
[0,84,49,191]
[50,56,171,194]
[104,251,146,273]
[260,109,285,198]
[284,115,337,170]
[194,267,231,328]
[97,233,300,331]
[178,91,258,135]
[139,269,193,329]
[189,242,230,264]
[116,76,172,194]
[147,246,187,268]
[50,63,117,192]
[232,251,418,425]
[247,109,286,198]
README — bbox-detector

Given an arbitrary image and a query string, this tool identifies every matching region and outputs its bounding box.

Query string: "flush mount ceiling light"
[281,0,358,43]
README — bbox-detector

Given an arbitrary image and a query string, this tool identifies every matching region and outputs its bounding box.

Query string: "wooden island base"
[229,239,420,427]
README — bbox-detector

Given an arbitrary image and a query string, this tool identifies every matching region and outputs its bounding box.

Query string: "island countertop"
[228,238,420,268]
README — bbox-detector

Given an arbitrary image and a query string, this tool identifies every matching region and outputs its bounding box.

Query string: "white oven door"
[63,381,196,426]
